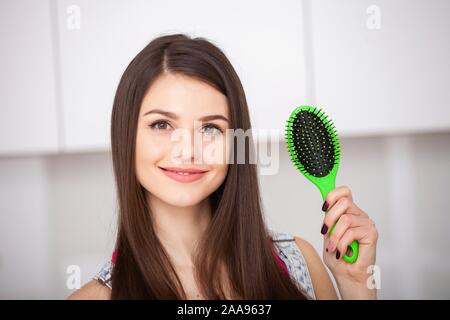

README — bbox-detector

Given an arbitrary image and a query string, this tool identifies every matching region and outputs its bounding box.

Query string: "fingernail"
[322,201,329,212]
[326,248,329,252]
[320,224,328,235]
[336,250,341,260]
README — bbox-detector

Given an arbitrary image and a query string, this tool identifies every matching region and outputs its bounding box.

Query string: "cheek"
[135,131,169,175]
[207,162,229,189]
[202,135,229,165]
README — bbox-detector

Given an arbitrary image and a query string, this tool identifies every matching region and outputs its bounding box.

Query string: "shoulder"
[66,279,111,300]
[293,235,339,300]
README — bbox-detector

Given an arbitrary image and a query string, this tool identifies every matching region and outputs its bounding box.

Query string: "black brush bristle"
[290,110,337,178]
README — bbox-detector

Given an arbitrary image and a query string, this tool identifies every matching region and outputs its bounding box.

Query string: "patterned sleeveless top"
[93,229,316,300]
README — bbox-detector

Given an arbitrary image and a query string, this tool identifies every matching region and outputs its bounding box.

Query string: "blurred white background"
[1,0,449,299]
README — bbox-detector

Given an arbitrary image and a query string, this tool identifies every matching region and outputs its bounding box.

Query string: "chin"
[161,192,207,207]
[151,180,207,205]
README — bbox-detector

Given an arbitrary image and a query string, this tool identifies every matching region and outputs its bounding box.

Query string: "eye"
[149,120,171,130]
[201,124,223,135]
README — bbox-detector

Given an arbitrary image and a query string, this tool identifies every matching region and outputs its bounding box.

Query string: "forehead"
[140,73,229,118]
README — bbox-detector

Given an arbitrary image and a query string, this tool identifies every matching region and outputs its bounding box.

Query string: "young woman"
[68,34,378,300]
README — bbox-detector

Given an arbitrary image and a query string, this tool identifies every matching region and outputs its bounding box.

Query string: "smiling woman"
[67,33,330,300]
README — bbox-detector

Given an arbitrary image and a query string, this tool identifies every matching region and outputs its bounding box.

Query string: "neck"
[148,194,212,268]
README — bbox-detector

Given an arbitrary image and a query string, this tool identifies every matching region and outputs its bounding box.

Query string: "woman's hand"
[320,185,379,299]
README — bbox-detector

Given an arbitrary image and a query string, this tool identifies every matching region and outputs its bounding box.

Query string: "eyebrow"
[143,109,230,123]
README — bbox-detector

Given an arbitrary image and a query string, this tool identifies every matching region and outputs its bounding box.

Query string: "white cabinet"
[0,0,59,155]
[308,0,450,136]
[55,0,308,151]
[3,1,448,155]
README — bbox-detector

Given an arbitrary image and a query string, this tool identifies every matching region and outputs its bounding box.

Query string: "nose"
[172,128,203,165]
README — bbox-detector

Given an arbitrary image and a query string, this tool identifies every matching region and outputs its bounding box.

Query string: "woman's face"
[135,72,230,207]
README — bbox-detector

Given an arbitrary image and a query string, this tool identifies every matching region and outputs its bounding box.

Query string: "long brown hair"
[110,33,307,299]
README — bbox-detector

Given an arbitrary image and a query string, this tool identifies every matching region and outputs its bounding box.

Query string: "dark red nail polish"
[322,201,329,212]
[320,224,328,235]
[336,250,341,260]
[326,248,328,252]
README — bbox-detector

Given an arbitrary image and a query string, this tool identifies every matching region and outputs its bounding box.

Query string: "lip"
[161,167,208,173]
[159,166,208,183]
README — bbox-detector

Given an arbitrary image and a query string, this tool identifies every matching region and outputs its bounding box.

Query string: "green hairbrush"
[285,105,359,263]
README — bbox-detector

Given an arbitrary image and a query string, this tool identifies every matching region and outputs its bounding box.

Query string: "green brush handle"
[320,178,359,264]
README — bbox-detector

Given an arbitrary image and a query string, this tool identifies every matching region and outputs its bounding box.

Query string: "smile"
[158,166,208,183]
